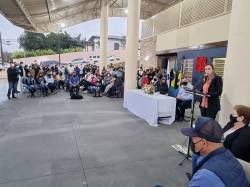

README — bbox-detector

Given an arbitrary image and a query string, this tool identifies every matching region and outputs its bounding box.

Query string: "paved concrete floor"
[0,79,8,104]
[0,83,192,187]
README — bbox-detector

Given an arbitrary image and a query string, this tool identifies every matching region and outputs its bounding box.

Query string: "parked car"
[71,58,88,64]
[0,63,8,71]
[40,60,59,66]
[0,64,4,71]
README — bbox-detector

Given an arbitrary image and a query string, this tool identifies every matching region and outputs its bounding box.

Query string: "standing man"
[18,61,25,92]
[7,62,19,99]
[13,62,20,94]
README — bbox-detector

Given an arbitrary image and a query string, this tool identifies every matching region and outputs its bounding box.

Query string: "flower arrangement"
[142,84,155,95]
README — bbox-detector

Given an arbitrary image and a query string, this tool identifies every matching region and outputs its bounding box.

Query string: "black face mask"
[230,114,237,124]
[190,140,202,155]
[182,82,188,86]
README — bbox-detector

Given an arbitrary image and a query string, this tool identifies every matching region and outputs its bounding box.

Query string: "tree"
[19,31,46,50]
[18,31,86,52]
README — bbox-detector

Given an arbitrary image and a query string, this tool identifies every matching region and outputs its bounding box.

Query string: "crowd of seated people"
[7,59,126,99]
[12,62,64,97]
[76,65,124,98]
[37,62,123,98]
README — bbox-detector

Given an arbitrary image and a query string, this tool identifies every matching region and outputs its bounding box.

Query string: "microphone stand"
[178,87,210,166]
[178,87,196,166]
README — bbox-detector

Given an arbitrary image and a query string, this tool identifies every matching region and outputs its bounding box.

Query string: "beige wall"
[219,0,250,126]
[156,13,231,52]
[140,36,157,69]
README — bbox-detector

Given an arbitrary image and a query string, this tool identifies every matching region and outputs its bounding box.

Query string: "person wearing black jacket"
[223,105,250,162]
[200,64,223,119]
[19,62,24,92]
[7,62,19,99]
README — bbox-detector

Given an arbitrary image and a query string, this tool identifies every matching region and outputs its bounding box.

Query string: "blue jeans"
[13,80,18,93]
[7,81,15,97]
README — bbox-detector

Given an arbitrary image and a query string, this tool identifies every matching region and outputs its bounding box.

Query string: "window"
[182,59,194,81]
[213,58,226,79]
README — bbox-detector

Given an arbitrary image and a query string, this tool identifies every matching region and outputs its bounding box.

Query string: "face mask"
[230,114,238,123]
[190,140,202,155]
[182,82,188,86]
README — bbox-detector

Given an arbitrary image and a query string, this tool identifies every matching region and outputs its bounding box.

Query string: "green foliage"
[19,31,47,50]
[14,31,85,58]
[11,48,83,59]
[62,47,83,53]
[18,31,85,52]
[11,49,55,59]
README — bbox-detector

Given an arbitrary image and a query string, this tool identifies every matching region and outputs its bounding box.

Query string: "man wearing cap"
[181,117,248,187]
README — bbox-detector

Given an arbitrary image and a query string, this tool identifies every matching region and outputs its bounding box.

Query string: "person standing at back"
[18,61,25,92]
[200,64,223,119]
[7,62,19,99]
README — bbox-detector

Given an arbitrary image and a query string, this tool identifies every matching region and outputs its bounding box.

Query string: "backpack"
[70,94,83,99]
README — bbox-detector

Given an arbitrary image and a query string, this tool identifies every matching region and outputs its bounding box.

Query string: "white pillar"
[219,0,250,125]
[100,0,109,72]
[125,0,141,90]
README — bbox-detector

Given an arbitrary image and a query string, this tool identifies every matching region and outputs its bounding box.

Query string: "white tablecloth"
[123,90,176,127]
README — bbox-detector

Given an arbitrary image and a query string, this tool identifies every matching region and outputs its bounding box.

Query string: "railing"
[141,0,233,39]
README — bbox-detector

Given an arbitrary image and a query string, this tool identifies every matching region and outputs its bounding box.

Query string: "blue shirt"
[69,76,80,85]
[189,169,225,187]
[177,87,193,101]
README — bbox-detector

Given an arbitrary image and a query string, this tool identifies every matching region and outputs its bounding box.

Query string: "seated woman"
[223,105,250,162]
[107,76,123,97]
[93,75,102,97]
[55,72,65,90]
[44,71,57,94]
[159,78,168,95]
[102,73,112,92]
[104,77,115,95]
[35,71,48,96]
[141,72,150,88]
[24,72,36,97]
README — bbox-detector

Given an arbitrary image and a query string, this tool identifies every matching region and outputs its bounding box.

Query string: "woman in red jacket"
[141,72,150,87]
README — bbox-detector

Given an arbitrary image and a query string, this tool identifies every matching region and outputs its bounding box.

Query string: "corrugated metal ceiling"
[0,0,183,33]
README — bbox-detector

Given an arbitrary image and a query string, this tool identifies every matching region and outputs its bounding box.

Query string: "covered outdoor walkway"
[0,91,191,187]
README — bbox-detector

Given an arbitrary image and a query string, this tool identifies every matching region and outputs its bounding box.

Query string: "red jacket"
[142,76,149,86]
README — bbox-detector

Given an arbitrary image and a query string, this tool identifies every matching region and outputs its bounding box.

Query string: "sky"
[0,14,141,52]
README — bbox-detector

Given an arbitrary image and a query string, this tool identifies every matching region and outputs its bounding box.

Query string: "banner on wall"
[195,56,207,72]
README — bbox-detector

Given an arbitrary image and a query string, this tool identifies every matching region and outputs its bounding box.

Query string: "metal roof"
[0,0,182,33]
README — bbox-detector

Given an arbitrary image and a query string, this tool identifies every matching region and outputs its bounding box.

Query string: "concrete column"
[100,0,109,72]
[219,0,250,125]
[125,0,141,90]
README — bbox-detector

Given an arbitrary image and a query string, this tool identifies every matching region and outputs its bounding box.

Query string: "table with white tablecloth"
[123,90,176,127]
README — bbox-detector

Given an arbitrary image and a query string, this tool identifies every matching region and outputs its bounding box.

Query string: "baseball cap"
[181,117,223,143]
